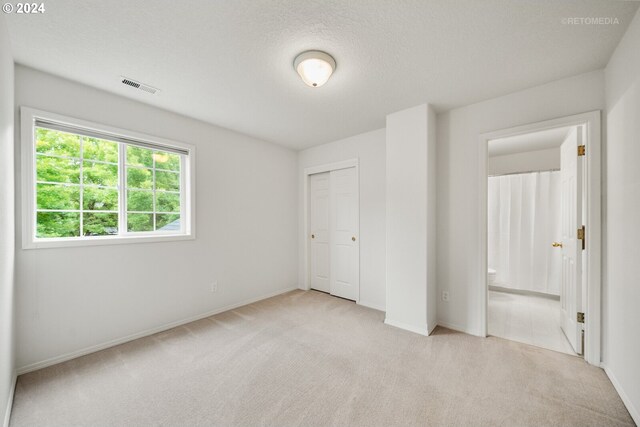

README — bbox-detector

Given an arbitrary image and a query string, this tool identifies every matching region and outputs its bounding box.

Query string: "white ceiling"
[5,1,639,150]
[488,126,573,157]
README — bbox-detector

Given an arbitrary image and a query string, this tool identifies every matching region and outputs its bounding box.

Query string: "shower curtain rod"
[488,168,560,178]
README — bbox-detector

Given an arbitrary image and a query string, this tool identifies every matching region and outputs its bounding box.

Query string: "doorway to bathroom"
[478,112,602,364]
[487,126,574,354]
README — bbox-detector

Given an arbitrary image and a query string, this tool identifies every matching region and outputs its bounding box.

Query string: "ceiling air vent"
[120,76,160,95]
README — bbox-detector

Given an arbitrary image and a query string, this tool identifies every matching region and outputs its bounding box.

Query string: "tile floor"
[488,290,577,356]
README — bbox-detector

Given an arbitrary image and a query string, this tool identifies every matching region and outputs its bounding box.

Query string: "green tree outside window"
[35,127,182,238]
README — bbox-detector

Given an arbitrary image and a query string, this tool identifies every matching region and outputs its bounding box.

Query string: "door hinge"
[578,145,586,156]
[577,312,585,324]
[577,225,586,250]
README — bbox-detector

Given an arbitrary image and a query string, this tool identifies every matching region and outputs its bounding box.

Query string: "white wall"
[426,107,437,333]
[385,104,437,335]
[488,147,560,176]
[603,7,640,423]
[298,129,386,311]
[436,69,605,335]
[0,14,15,427]
[14,66,299,372]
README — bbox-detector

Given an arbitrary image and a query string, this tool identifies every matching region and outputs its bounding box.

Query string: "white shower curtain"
[487,171,561,296]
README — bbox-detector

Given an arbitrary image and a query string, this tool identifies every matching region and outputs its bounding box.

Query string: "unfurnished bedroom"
[0,1,639,426]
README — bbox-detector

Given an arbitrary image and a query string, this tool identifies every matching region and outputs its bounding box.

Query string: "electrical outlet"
[442,291,450,302]
[210,281,218,293]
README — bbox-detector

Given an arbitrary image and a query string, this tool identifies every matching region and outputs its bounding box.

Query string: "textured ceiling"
[489,126,573,157]
[5,0,639,149]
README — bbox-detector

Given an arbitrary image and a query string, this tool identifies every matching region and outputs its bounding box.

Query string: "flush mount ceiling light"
[293,50,336,88]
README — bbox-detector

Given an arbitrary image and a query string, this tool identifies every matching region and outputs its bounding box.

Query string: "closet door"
[309,172,330,293]
[329,167,359,301]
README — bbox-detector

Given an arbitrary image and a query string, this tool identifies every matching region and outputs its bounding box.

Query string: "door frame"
[478,111,601,365]
[303,158,360,302]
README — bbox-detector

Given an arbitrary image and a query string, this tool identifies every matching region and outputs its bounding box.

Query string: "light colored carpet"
[9,290,634,427]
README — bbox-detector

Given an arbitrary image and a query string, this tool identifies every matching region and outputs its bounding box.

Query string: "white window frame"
[21,107,196,249]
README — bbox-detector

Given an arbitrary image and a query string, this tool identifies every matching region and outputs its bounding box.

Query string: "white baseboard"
[436,320,478,336]
[603,364,639,425]
[489,285,560,300]
[357,300,385,312]
[17,287,298,375]
[427,322,438,336]
[384,317,430,336]
[3,373,16,427]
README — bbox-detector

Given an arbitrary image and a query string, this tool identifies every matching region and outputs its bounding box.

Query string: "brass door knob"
[311,234,315,239]
[352,236,356,242]
[552,242,563,248]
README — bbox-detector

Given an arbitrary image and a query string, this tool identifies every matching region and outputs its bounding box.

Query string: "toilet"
[487,268,497,287]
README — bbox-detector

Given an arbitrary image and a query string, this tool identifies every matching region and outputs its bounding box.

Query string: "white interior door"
[560,127,583,354]
[329,167,359,301]
[309,172,330,293]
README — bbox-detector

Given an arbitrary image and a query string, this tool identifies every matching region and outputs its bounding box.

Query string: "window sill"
[23,233,195,250]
